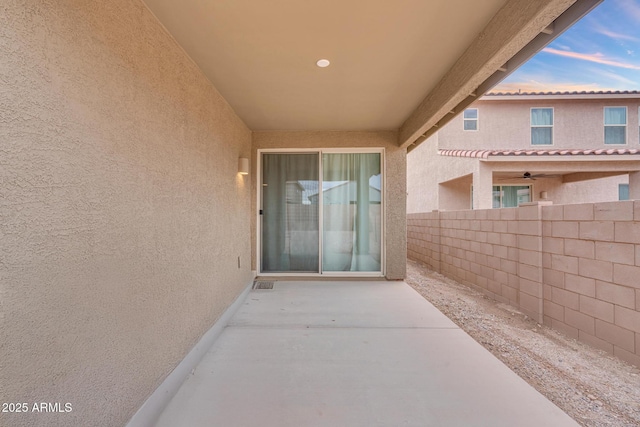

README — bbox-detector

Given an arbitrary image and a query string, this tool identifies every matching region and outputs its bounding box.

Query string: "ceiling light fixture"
[316,59,330,68]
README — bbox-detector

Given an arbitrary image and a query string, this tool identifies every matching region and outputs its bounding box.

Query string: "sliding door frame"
[256,148,385,277]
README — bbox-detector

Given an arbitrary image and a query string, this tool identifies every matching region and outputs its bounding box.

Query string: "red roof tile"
[485,90,640,96]
[438,148,640,159]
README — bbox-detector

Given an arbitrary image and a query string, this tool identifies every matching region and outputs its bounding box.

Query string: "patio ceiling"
[142,0,600,146]
[490,160,640,184]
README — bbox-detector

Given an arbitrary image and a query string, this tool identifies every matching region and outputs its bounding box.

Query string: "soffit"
[142,0,508,131]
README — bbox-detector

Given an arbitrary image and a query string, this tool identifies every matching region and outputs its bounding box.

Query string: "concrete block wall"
[407,212,441,272]
[409,205,545,321]
[541,201,640,367]
[407,201,640,367]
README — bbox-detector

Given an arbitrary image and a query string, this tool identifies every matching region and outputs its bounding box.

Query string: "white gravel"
[406,260,640,427]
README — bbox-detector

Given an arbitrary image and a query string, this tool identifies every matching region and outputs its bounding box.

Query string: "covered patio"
[150,280,579,427]
[1,1,603,426]
[438,148,640,209]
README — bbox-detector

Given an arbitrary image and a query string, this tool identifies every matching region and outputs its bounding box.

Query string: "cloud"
[589,68,639,86]
[594,28,640,43]
[554,43,572,51]
[542,47,640,70]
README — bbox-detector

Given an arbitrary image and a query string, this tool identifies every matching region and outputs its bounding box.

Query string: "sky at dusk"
[491,0,640,93]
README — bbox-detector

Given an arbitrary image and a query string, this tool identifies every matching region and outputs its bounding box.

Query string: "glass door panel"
[322,153,381,272]
[261,153,319,273]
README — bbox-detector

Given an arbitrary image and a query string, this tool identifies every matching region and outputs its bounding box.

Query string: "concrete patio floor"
[155,280,579,427]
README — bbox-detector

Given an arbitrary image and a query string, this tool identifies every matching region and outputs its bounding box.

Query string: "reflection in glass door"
[261,153,319,273]
[322,153,381,272]
[260,151,382,274]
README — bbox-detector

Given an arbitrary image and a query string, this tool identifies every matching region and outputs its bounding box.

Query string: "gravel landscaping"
[406,260,640,427]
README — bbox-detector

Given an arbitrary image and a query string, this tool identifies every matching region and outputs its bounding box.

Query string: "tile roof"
[485,90,640,96]
[438,148,640,159]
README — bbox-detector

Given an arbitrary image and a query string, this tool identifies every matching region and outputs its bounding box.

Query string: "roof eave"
[482,92,640,101]
[404,0,603,152]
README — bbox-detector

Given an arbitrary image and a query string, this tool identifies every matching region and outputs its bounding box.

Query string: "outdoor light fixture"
[238,158,249,175]
[540,191,548,200]
[316,59,330,68]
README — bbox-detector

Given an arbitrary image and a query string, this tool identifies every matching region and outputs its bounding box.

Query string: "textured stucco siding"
[1,1,252,426]
[408,138,630,211]
[439,98,640,150]
[407,133,478,213]
[252,131,407,280]
[409,95,640,212]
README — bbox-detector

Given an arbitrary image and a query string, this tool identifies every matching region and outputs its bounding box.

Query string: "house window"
[463,108,478,131]
[492,185,531,208]
[604,107,626,144]
[619,184,629,201]
[531,108,553,145]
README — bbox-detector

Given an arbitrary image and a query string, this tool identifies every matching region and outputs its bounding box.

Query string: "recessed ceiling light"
[316,59,330,68]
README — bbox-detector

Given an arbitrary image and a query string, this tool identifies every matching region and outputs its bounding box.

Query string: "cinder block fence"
[408,201,640,367]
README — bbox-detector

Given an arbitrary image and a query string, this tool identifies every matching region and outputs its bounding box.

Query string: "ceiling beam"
[541,23,556,34]
[400,0,602,150]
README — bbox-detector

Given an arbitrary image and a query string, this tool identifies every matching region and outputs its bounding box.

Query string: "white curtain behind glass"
[322,153,381,272]
[494,185,530,208]
[605,107,626,124]
[604,107,626,144]
[261,153,319,273]
[531,108,552,145]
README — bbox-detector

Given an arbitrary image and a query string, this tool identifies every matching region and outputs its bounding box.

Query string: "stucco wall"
[408,201,640,368]
[439,97,640,150]
[1,2,253,426]
[485,173,628,206]
[550,175,628,204]
[407,131,632,212]
[407,95,640,212]
[252,131,407,280]
[407,133,477,213]
[407,135,440,214]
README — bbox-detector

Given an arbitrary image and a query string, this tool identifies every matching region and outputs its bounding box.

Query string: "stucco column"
[472,162,493,210]
[629,171,640,200]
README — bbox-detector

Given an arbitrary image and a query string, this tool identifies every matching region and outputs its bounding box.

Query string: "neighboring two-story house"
[408,91,640,213]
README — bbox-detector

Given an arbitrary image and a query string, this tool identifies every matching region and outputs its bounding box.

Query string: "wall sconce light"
[238,158,249,175]
[540,191,548,200]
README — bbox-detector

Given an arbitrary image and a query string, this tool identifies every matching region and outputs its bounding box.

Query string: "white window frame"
[530,107,553,146]
[604,106,627,145]
[463,108,478,131]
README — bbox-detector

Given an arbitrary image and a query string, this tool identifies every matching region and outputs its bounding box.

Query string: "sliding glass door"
[261,153,319,273]
[259,150,383,275]
[322,153,381,272]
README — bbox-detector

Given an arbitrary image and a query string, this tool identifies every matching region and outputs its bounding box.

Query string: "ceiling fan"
[498,172,560,181]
